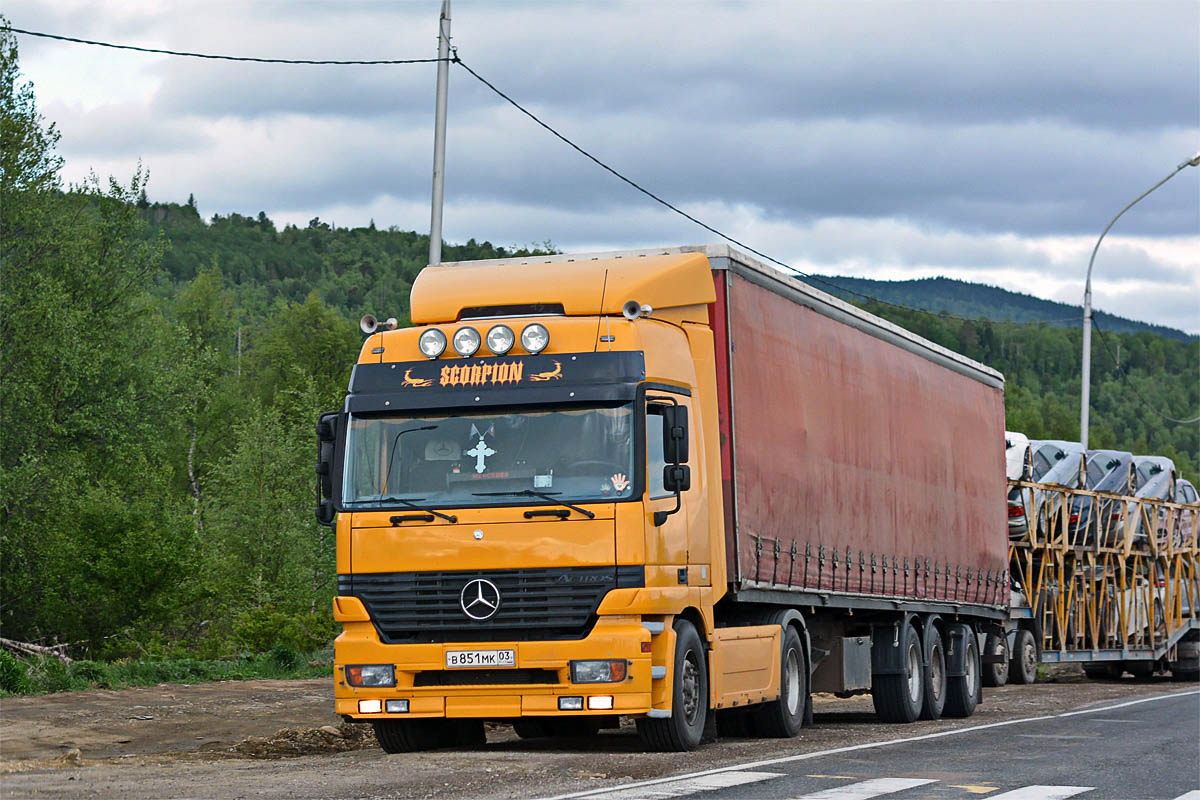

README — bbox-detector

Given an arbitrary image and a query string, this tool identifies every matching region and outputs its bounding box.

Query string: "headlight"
[570,659,629,683]
[521,323,550,354]
[418,328,447,358]
[452,326,481,356]
[486,324,515,355]
[346,664,396,687]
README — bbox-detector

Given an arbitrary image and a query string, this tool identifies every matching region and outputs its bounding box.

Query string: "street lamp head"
[1185,151,1200,168]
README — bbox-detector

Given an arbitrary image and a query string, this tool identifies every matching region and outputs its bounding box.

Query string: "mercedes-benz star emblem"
[460,578,501,620]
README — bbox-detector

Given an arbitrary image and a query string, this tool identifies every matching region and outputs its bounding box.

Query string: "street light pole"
[428,0,451,266]
[1079,151,1200,449]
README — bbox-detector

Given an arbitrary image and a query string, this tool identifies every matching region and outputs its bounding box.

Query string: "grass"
[0,644,332,696]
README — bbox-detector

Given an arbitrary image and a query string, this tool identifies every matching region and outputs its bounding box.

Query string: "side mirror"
[316,411,342,527]
[662,405,689,464]
[663,464,691,493]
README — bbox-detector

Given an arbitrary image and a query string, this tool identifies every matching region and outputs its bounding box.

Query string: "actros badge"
[459,578,501,620]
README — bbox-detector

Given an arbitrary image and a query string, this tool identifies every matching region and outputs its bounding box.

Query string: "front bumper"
[334,613,655,720]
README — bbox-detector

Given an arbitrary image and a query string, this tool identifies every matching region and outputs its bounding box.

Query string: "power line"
[3,25,446,65]
[1092,317,1200,425]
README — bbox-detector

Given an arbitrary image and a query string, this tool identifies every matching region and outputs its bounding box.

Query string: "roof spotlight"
[452,326,481,356]
[486,325,515,355]
[521,323,550,354]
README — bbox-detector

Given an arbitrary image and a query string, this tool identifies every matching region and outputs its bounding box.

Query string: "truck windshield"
[342,403,636,509]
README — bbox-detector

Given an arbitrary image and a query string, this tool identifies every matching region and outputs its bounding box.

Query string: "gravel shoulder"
[0,667,1193,799]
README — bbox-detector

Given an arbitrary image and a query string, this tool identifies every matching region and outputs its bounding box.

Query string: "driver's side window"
[647,406,671,500]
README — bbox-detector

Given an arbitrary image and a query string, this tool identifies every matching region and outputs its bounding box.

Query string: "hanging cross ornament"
[466,428,496,473]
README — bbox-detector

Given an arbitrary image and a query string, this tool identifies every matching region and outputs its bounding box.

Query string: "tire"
[636,618,708,751]
[374,719,453,753]
[750,625,806,737]
[919,625,947,721]
[512,719,550,739]
[1008,628,1038,685]
[982,632,1009,688]
[871,619,924,724]
[944,626,980,718]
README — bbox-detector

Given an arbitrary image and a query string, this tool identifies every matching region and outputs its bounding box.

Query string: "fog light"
[418,328,447,358]
[587,696,614,710]
[346,664,396,687]
[385,699,409,713]
[358,699,382,714]
[570,659,629,683]
[452,326,481,356]
[558,696,584,711]
[521,323,550,354]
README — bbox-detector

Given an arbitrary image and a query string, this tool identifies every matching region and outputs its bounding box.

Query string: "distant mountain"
[810,275,1194,342]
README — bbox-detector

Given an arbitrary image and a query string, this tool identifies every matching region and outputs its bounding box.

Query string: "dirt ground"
[0,667,1193,799]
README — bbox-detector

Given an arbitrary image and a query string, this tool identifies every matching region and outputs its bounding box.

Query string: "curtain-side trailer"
[317,244,1009,752]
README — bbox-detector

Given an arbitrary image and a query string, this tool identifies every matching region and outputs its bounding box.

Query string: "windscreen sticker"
[533,473,553,489]
[611,473,630,492]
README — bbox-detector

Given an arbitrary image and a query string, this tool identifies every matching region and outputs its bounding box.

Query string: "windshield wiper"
[375,495,458,523]
[471,490,596,520]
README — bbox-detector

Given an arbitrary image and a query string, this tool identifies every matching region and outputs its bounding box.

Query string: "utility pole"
[428,0,451,266]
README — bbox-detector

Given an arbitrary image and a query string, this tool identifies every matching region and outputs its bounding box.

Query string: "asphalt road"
[540,691,1200,800]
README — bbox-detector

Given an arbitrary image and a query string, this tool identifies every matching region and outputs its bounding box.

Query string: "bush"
[0,650,29,694]
[70,660,109,687]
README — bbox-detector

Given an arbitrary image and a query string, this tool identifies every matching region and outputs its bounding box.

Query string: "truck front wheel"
[751,625,806,737]
[637,619,708,751]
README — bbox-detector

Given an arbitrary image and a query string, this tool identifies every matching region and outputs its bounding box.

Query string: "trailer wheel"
[919,626,947,721]
[871,619,924,723]
[636,619,707,751]
[751,625,806,737]
[1008,628,1037,685]
[944,627,980,718]
[982,633,1009,688]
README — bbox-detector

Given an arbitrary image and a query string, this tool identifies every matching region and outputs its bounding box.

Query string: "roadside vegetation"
[1,21,1196,690]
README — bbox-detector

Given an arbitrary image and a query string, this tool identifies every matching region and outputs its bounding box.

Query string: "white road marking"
[1171,792,1200,800]
[581,770,784,799]
[787,777,938,799]
[537,690,1199,800]
[986,787,1092,800]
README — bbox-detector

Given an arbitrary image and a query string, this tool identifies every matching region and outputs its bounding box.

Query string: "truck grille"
[338,566,644,644]
[413,669,559,687]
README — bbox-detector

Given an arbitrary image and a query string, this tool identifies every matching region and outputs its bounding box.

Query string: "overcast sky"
[8,0,1199,332]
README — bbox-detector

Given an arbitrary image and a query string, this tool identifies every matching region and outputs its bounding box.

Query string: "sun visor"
[409,252,717,324]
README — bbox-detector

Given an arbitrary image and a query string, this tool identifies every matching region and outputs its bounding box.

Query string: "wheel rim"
[905,641,921,703]
[784,648,801,715]
[680,649,700,725]
[930,645,944,703]
[1022,640,1036,677]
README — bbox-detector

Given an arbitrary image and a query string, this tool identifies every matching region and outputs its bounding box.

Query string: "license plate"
[445,649,516,669]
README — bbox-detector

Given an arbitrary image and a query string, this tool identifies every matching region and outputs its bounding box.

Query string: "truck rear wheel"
[636,618,708,751]
[919,625,947,721]
[871,619,924,723]
[944,626,981,718]
[982,632,1009,687]
[1008,628,1037,684]
[750,625,806,737]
